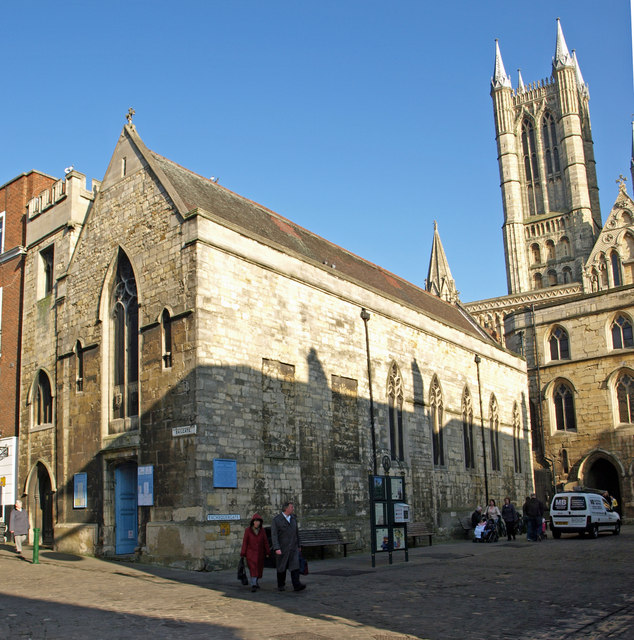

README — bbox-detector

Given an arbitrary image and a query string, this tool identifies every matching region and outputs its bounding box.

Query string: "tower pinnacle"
[426,222,459,304]
[491,39,512,91]
[553,18,574,71]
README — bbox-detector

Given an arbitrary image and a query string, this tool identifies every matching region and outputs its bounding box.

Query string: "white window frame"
[0,211,5,254]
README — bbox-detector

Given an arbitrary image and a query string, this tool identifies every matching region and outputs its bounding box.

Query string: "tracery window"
[554,382,576,431]
[111,252,139,422]
[489,395,500,471]
[462,387,475,469]
[616,372,634,423]
[387,362,404,461]
[522,118,542,215]
[430,377,444,467]
[610,251,622,287]
[611,315,633,349]
[549,326,570,361]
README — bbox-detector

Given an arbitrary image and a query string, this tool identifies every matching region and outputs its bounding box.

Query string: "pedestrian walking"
[501,497,518,540]
[240,513,271,592]
[485,499,501,523]
[8,500,29,557]
[525,493,544,542]
[271,501,306,592]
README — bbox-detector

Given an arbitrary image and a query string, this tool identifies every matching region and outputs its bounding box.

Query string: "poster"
[73,473,87,509]
[391,477,404,500]
[372,476,385,501]
[138,465,154,506]
[375,526,389,552]
[393,527,405,550]
[374,502,386,526]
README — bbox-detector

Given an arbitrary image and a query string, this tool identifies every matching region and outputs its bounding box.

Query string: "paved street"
[1,526,632,640]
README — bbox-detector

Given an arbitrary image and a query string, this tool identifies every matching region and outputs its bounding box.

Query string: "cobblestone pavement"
[1,527,632,640]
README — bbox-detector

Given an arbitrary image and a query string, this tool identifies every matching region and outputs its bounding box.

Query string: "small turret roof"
[426,221,459,304]
[517,69,525,92]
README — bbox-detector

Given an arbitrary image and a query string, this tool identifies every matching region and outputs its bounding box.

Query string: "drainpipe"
[474,355,489,505]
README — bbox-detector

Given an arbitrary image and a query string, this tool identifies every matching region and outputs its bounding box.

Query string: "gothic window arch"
[615,371,634,424]
[430,376,444,467]
[462,387,475,469]
[522,117,542,215]
[512,402,522,473]
[561,448,569,474]
[161,308,173,368]
[549,326,570,361]
[387,362,404,461]
[33,370,53,427]
[553,380,576,431]
[610,251,622,287]
[489,395,500,471]
[611,315,633,349]
[533,273,543,290]
[542,113,564,209]
[111,251,139,425]
[530,243,541,264]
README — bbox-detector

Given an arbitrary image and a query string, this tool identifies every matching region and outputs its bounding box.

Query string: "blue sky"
[1,1,632,302]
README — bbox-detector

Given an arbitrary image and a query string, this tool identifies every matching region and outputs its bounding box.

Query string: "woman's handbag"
[237,557,249,585]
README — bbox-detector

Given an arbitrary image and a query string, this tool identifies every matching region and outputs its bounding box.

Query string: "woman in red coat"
[241,513,270,592]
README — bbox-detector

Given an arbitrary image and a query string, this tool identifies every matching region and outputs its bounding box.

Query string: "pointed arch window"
[111,252,139,423]
[34,370,53,426]
[610,251,622,287]
[513,403,522,473]
[554,381,576,431]
[162,309,173,368]
[611,315,633,349]
[549,326,570,360]
[616,372,634,423]
[75,340,84,392]
[462,387,475,469]
[542,113,561,175]
[522,117,542,215]
[430,377,444,467]
[561,448,569,474]
[387,362,404,461]
[489,395,500,471]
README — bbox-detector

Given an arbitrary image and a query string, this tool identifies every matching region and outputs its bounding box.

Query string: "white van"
[549,491,621,538]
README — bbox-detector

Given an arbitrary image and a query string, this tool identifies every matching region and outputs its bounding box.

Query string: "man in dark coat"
[271,501,306,592]
[525,493,544,542]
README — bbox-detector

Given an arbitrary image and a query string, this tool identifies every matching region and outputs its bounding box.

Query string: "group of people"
[471,493,546,542]
[240,501,307,593]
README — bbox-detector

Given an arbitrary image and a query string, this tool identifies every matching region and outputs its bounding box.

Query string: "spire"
[517,69,525,92]
[491,39,512,91]
[426,221,459,304]
[553,18,574,71]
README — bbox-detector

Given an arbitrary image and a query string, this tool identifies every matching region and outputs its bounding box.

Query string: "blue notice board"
[138,465,154,506]
[73,473,87,509]
[213,459,237,488]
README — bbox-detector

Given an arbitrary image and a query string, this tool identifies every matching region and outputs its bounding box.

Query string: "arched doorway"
[27,462,54,546]
[584,457,621,512]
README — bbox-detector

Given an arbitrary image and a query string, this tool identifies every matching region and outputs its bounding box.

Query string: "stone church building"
[16,118,532,567]
[465,20,634,517]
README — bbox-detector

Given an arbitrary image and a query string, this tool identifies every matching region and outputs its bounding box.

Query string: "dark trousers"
[277,568,301,588]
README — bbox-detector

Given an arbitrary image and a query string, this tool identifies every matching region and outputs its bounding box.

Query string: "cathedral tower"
[491,20,602,295]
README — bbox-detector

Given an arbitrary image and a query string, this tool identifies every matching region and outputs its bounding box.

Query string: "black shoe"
[278,586,285,592]
[293,583,306,592]
[251,586,257,592]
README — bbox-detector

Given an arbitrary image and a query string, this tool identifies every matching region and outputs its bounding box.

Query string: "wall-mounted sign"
[138,465,154,506]
[73,473,87,509]
[213,459,237,488]
[219,522,231,536]
[206,514,241,521]
[172,425,197,437]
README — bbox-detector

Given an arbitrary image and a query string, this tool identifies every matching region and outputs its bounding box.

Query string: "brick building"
[0,171,56,521]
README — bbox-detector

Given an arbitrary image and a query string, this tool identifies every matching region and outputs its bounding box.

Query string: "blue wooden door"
[115,463,138,554]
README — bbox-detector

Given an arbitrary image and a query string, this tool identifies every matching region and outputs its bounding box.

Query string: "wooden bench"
[407,522,434,547]
[459,516,473,538]
[299,528,349,559]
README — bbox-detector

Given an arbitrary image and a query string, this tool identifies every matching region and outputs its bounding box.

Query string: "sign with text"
[138,465,154,506]
[213,459,237,488]
[207,514,241,521]
[73,473,87,509]
[172,425,197,437]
